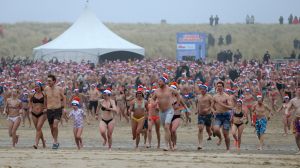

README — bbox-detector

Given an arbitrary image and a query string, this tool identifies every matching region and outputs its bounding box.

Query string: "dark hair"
[216,81,224,87]
[48,74,56,82]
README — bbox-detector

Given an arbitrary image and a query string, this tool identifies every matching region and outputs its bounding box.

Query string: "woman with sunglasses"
[96,88,118,150]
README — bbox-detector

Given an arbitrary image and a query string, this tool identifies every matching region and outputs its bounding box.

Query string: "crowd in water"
[0,58,300,154]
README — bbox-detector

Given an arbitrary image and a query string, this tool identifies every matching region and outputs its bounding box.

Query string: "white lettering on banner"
[177,44,196,50]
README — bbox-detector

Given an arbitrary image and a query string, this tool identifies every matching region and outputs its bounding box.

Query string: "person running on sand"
[252,94,272,150]
[196,84,213,150]
[29,81,46,149]
[44,74,66,149]
[88,84,100,119]
[147,91,160,148]
[3,89,22,148]
[170,84,188,150]
[277,94,292,136]
[231,99,248,152]
[153,75,181,151]
[20,89,31,127]
[212,81,234,152]
[286,86,300,154]
[96,88,118,151]
[67,100,86,150]
[129,88,148,149]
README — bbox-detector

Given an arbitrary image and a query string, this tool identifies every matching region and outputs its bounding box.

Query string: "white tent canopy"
[33,6,144,63]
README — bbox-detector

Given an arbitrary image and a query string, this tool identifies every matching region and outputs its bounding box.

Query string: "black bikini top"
[31,93,44,104]
[233,109,244,118]
[101,102,113,111]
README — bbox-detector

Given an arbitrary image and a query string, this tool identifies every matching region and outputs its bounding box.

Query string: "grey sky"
[0,0,299,24]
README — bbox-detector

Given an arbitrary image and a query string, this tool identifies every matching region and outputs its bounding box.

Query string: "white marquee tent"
[33,6,144,63]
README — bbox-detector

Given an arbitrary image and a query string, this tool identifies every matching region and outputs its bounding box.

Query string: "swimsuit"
[31,93,45,118]
[7,116,21,123]
[171,114,181,122]
[233,110,244,128]
[148,116,160,122]
[69,109,85,128]
[255,117,267,136]
[102,118,113,125]
[132,100,146,123]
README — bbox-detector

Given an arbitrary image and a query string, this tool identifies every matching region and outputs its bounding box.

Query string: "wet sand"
[0,112,299,168]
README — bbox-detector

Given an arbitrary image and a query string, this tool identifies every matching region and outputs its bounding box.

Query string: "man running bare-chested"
[44,74,66,149]
[286,86,300,154]
[196,84,213,150]
[153,76,181,151]
[212,81,234,152]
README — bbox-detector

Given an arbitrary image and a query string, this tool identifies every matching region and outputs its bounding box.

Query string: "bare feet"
[216,138,222,146]
[295,151,300,155]
[197,146,202,150]
[282,133,287,137]
[102,139,107,146]
[42,140,46,148]
[16,135,19,144]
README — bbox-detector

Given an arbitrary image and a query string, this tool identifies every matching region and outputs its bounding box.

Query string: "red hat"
[73,96,80,102]
[257,93,262,98]
[284,94,289,99]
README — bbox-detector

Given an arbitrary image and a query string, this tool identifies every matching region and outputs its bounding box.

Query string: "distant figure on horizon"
[209,15,214,26]
[246,15,250,24]
[288,14,293,24]
[214,15,219,25]
[250,15,255,24]
[292,16,299,24]
[279,16,284,24]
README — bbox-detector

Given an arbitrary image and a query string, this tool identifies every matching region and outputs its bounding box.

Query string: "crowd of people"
[0,57,299,154]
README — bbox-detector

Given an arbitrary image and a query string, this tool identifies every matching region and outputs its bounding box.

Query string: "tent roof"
[34,6,144,51]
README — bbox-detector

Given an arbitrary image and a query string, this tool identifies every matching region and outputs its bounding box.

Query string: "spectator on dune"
[208,33,215,47]
[214,15,219,25]
[293,16,299,24]
[263,51,271,64]
[0,25,3,38]
[294,39,299,49]
[234,49,242,63]
[290,50,296,59]
[288,14,293,24]
[42,37,48,44]
[225,33,232,45]
[279,16,284,24]
[209,15,214,26]
[218,35,224,46]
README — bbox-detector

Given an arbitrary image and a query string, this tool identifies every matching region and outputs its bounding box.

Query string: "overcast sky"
[0,0,299,24]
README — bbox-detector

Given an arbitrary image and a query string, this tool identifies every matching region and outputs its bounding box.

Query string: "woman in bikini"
[129,88,148,149]
[170,84,189,150]
[29,82,46,149]
[277,95,292,136]
[147,92,160,148]
[115,86,128,122]
[3,89,22,148]
[96,88,118,150]
[231,99,248,152]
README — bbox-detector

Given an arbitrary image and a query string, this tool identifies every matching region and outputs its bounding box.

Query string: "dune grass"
[0,22,299,61]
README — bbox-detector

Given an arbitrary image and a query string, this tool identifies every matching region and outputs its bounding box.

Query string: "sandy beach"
[0,112,299,168]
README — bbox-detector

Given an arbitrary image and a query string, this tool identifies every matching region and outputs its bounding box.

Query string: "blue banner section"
[176,32,206,61]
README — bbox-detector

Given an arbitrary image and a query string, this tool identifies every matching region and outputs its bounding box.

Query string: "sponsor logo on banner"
[177,44,196,50]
